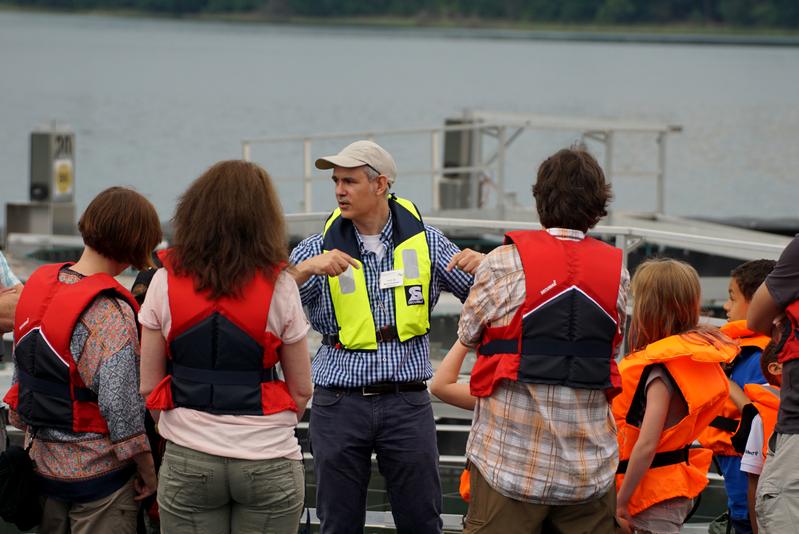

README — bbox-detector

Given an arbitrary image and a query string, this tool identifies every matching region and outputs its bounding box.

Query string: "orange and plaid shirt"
[459,228,629,504]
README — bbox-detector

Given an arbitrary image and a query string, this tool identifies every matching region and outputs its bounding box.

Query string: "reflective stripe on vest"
[322,195,431,351]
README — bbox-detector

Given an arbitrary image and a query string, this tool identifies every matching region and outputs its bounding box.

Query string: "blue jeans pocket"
[312,387,344,408]
[399,389,432,407]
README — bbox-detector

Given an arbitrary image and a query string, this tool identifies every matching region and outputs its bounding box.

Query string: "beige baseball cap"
[315,140,397,185]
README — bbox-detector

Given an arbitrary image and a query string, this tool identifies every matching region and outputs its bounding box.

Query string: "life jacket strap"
[616,446,691,474]
[17,369,97,402]
[478,337,612,357]
[171,363,278,386]
[321,325,399,347]
[709,415,739,433]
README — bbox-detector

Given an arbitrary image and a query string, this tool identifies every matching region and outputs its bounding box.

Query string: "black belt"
[616,446,691,474]
[322,325,399,347]
[321,381,427,396]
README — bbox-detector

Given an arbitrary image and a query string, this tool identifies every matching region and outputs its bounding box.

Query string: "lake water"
[1,10,798,225]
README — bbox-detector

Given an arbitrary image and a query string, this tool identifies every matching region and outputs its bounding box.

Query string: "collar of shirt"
[545,227,585,241]
[353,210,394,256]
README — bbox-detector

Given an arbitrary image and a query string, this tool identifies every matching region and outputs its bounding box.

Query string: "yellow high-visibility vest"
[322,195,431,351]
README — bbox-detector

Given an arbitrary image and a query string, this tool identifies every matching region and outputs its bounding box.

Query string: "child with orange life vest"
[738,338,783,534]
[614,259,739,534]
[698,259,775,534]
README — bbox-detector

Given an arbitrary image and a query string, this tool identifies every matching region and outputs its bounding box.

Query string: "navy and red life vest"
[145,251,296,416]
[778,301,799,365]
[470,230,623,398]
[3,263,139,434]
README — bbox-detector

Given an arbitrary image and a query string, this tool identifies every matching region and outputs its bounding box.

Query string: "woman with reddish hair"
[140,160,312,533]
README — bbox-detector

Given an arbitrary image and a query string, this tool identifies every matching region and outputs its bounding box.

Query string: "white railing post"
[657,132,666,214]
[615,234,629,270]
[604,131,614,185]
[242,142,251,162]
[431,130,441,212]
[303,139,312,213]
[496,126,507,214]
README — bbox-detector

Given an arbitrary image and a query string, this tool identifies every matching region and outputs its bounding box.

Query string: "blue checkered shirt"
[289,212,473,387]
[0,252,20,287]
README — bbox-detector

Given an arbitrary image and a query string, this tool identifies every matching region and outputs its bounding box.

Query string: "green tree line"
[10,0,799,28]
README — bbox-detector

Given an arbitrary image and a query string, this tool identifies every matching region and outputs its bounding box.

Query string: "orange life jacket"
[743,383,780,460]
[696,320,770,456]
[459,465,471,502]
[612,334,738,516]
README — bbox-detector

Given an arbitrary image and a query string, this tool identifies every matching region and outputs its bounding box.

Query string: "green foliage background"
[7,0,799,28]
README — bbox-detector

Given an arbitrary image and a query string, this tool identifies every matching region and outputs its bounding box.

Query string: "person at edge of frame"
[747,233,799,533]
[0,250,23,452]
[453,148,629,534]
[289,139,483,534]
[4,187,162,534]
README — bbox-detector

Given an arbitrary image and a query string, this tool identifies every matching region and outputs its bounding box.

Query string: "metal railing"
[242,111,681,215]
[284,213,787,266]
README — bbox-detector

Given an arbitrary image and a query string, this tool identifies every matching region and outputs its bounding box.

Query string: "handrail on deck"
[283,213,787,266]
[242,111,681,215]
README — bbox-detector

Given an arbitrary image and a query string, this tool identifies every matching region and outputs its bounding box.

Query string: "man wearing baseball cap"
[290,140,483,533]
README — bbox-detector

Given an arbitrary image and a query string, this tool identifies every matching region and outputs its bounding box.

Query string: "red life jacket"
[471,230,623,398]
[3,263,139,434]
[743,383,780,460]
[778,301,799,364]
[696,320,771,456]
[145,251,296,416]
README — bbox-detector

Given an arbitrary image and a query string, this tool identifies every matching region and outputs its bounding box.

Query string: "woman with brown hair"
[139,160,312,534]
[4,186,162,533]
[613,259,739,534]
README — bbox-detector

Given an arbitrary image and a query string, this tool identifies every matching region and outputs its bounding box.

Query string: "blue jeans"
[310,386,443,534]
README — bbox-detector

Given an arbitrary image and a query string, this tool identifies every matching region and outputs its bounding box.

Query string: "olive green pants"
[39,477,138,534]
[157,441,305,534]
[463,465,616,534]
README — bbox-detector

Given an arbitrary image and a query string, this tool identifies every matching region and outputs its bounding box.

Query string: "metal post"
[303,139,312,213]
[242,142,251,162]
[496,126,507,216]
[603,131,614,185]
[615,234,629,270]
[431,130,441,212]
[656,132,666,214]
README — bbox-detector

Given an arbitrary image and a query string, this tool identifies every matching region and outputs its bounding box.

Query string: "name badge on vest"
[379,270,404,289]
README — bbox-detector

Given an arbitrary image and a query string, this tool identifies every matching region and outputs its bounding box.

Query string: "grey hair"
[364,165,380,182]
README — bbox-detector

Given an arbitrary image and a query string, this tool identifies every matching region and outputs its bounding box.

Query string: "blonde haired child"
[614,259,739,534]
